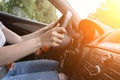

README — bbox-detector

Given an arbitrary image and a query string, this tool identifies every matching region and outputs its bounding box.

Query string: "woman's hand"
[21,21,59,41]
[39,25,66,48]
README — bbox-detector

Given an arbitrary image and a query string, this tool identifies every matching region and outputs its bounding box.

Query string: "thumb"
[47,20,59,29]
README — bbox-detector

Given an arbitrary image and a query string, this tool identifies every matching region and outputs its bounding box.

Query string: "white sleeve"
[0,21,5,29]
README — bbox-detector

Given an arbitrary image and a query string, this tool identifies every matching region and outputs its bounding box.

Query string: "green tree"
[34,0,57,23]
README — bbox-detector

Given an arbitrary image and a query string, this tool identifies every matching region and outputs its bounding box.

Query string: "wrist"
[36,37,42,48]
[34,38,49,55]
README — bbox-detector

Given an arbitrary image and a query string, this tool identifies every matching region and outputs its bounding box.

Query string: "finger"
[55,27,66,34]
[52,31,65,39]
[52,42,59,47]
[47,20,59,29]
[52,37,62,44]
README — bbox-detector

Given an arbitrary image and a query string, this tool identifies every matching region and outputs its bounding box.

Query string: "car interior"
[0,0,120,80]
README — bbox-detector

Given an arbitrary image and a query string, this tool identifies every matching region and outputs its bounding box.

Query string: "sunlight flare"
[67,0,106,18]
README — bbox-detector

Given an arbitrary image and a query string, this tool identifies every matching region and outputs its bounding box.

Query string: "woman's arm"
[0,38,41,66]
[0,22,66,66]
[2,21,56,44]
[21,22,57,41]
[2,27,23,44]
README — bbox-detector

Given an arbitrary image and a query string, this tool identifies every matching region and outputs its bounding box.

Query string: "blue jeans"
[2,60,59,80]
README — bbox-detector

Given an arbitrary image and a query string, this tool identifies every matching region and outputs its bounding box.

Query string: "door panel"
[0,11,47,35]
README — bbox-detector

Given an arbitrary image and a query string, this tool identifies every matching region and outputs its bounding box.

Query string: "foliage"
[89,0,120,28]
[0,0,57,24]
[34,0,57,23]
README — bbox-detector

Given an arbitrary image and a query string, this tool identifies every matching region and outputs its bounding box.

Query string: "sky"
[66,0,106,18]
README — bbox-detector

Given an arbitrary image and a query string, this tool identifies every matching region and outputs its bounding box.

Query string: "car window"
[67,0,120,29]
[0,0,59,24]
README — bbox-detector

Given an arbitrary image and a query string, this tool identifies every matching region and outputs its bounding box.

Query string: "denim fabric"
[2,60,59,80]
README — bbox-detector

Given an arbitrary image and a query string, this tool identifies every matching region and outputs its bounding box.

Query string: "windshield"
[67,0,106,18]
[67,0,120,29]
